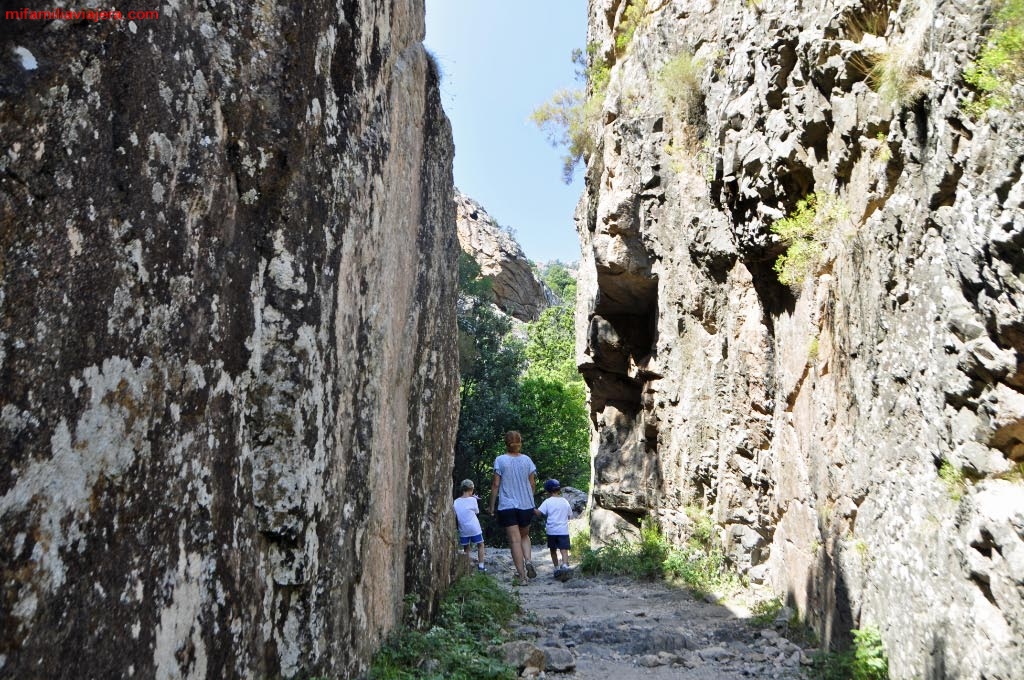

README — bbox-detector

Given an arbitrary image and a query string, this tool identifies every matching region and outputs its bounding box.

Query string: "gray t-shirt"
[493,453,537,510]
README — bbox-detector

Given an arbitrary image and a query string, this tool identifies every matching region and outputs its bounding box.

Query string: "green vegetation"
[370,574,519,680]
[577,509,740,596]
[771,193,848,288]
[571,523,591,554]
[615,0,647,55]
[808,336,820,362]
[845,5,927,108]
[454,259,589,513]
[874,132,892,163]
[869,46,928,107]
[807,627,889,680]
[995,461,1024,482]
[531,45,610,183]
[578,519,670,579]
[541,262,577,302]
[749,596,785,627]
[454,255,527,491]
[659,51,704,125]
[963,0,1024,115]
[939,460,967,501]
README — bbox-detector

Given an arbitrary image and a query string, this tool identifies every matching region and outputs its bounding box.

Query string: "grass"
[659,51,704,126]
[578,519,669,579]
[749,596,785,627]
[771,193,849,288]
[994,461,1024,482]
[369,573,519,680]
[874,132,892,163]
[845,2,929,108]
[939,460,967,501]
[577,510,741,596]
[963,0,1024,115]
[807,627,889,680]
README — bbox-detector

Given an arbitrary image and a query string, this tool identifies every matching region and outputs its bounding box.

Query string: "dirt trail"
[485,547,810,679]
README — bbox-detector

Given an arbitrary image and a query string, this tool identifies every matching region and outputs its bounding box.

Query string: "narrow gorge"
[0,1,1022,679]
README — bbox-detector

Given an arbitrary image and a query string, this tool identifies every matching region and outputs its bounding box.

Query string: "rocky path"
[486,547,812,679]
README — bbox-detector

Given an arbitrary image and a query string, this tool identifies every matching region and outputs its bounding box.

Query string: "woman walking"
[488,431,537,585]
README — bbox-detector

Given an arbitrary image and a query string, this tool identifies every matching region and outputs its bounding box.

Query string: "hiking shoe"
[525,561,537,578]
[477,564,487,573]
[555,567,573,582]
[512,574,529,586]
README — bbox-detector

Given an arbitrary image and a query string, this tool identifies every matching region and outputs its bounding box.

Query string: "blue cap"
[543,479,561,492]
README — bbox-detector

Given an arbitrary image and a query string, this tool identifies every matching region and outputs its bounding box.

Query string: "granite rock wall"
[577,0,1024,677]
[0,2,458,678]
[455,189,551,321]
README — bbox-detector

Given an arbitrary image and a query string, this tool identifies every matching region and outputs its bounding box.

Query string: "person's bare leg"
[520,526,533,575]
[550,547,558,568]
[507,525,526,578]
[477,542,485,565]
[561,548,570,568]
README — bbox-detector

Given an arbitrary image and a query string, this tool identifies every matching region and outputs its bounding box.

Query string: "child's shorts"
[547,534,571,550]
[459,533,484,546]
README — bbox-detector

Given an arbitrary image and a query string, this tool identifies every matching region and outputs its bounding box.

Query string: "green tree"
[541,262,577,303]
[525,305,580,387]
[454,254,526,502]
[515,375,589,490]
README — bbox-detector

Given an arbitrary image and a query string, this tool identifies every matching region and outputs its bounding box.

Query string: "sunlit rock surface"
[455,189,550,320]
[0,1,459,678]
[577,0,1024,677]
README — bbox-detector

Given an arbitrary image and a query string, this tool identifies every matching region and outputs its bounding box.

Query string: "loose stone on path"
[488,547,807,679]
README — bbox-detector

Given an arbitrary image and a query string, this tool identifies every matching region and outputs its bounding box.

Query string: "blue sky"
[425,0,587,265]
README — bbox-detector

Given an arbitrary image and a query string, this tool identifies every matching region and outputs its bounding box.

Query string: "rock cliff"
[577,0,1024,677]
[456,189,551,320]
[0,2,458,678]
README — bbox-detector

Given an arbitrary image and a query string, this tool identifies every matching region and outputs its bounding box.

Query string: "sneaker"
[525,561,537,579]
[477,564,487,573]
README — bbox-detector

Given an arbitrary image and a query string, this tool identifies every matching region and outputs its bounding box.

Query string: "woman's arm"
[488,473,501,513]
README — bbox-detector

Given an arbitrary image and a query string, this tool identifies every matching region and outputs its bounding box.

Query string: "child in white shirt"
[535,479,572,574]
[453,479,486,571]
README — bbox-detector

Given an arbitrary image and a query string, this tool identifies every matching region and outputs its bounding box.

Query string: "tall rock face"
[578,0,1023,677]
[0,2,459,679]
[455,189,551,320]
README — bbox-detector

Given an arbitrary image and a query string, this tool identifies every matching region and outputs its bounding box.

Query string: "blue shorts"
[459,533,483,546]
[497,508,534,528]
[547,534,570,550]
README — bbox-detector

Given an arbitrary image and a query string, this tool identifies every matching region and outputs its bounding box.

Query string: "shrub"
[369,574,519,680]
[532,45,610,183]
[963,0,1024,115]
[749,596,785,627]
[615,0,647,55]
[808,627,889,680]
[663,506,741,595]
[771,193,848,288]
[578,519,669,579]
[663,546,738,595]
[659,51,704,125]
